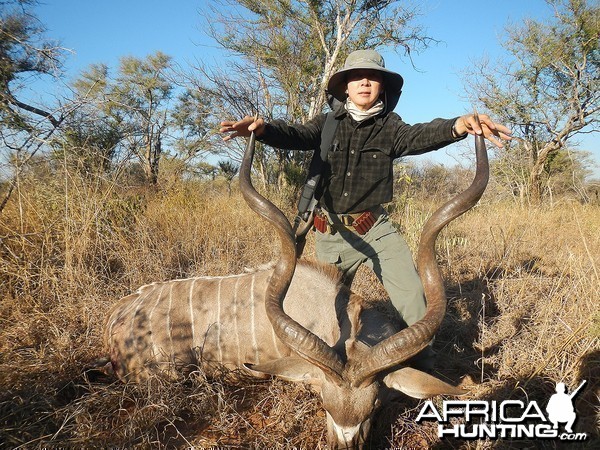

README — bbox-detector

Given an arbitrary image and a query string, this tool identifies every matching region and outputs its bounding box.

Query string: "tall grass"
[0,172,598,449]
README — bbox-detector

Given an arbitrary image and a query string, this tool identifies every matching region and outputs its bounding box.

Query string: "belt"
[314,206,385,235]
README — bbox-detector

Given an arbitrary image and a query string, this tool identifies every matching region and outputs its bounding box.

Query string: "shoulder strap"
[296,111,339,217]
[319,109,339,163]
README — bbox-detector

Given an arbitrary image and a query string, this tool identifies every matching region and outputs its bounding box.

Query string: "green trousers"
[314,213,426,328]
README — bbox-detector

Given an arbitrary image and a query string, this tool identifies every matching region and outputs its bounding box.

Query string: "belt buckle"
[341,214,354,226]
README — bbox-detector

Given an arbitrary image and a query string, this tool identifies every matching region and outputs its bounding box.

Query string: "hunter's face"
[346,69,384,111]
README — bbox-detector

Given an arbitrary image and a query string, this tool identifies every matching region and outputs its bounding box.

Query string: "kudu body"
[104,119,489,449]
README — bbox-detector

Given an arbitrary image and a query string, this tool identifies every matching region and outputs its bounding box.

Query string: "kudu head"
[239,117,489,449]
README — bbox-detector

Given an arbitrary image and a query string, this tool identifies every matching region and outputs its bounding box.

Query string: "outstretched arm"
[220,114,324,151]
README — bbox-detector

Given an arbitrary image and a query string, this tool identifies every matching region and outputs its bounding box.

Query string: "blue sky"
[32,0,598,177]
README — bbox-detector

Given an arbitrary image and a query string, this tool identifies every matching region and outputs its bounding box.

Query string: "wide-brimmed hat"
[327,49,404,107]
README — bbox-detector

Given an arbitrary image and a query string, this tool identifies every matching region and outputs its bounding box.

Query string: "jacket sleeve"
[258,114,326,151]
[393,116,467,157]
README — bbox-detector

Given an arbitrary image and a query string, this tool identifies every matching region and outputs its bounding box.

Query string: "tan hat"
[327,49,404,107]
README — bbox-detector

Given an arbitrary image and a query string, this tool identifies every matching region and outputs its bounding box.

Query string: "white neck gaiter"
[345,99,385,122]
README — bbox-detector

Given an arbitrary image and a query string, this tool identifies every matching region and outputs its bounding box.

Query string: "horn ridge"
[239,133,345,381]
[351,130,489,383]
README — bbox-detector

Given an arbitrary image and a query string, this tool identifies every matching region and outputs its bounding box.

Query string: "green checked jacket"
[259,106,466,214]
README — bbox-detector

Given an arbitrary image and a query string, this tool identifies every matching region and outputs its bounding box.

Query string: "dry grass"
[0,173,598,449]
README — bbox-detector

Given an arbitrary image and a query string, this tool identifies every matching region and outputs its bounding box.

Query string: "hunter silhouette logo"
[546,380,586,433]
[416,379,588,441]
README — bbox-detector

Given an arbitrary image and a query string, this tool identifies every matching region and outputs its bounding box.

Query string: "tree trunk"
[528,141,561,205]
[529,169,543,205]
[143,136,161,185]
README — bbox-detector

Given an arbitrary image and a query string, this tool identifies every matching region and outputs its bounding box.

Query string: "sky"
[30,0,599,177]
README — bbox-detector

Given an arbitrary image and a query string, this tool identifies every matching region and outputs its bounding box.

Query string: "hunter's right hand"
[220,115,265,141]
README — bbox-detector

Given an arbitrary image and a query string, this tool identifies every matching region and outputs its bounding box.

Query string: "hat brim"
[327,66,404,103]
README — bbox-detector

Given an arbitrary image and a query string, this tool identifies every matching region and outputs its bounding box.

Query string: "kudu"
[104,116,489,449]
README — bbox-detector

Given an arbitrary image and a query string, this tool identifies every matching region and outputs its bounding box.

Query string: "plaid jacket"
[259,106,465,214]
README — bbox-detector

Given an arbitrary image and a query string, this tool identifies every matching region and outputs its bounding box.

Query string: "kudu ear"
[244,357,324,385]
[383,367,467,399]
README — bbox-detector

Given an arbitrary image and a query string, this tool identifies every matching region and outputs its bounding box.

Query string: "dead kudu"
[104,118,489,448]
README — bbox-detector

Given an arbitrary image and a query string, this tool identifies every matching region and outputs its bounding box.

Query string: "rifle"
[293,107,340,257]
[569,380,587,399]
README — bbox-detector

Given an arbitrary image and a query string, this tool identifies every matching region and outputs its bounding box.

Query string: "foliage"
[465,0,599,203]
[395,151,597,208]
[0,0,64,130]
[0,0,67,212]
[171,87,218,162]
[51,113,122,178]
[217,159,239,195]
[490,144,595,203]
[71,53,175,185]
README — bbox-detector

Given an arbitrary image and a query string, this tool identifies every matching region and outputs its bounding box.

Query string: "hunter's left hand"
[454,114,513,148]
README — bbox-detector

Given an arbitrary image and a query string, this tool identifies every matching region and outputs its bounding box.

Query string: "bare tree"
[465,0,599,204]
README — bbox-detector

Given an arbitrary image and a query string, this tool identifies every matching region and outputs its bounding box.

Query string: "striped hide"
[104,260,346,382]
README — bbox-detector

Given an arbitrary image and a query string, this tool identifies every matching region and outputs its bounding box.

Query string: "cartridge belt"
[314,206,385,235]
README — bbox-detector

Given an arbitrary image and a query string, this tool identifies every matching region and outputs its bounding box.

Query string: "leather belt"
[314,206,385,235]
